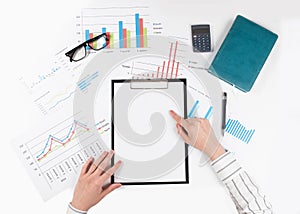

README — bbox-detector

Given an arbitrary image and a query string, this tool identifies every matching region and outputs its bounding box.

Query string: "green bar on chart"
[93,33,98,49]
[144,28,148,48]
[127,30,131,48]
[110,33,114,49]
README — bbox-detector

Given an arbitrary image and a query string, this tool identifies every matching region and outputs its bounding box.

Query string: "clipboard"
[111,79,189,185]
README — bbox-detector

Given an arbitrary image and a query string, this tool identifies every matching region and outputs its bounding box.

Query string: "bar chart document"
[13,114,107,200]
[76,6,163,48]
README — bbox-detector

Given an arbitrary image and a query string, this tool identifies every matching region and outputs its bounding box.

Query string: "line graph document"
[13,114,108,200]
[19,46,83,116]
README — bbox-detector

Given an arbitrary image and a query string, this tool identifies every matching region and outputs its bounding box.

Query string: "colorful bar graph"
[134,13,147,48]
[225,119,255,144]
[154,41,181,79]
[84,13,148,49]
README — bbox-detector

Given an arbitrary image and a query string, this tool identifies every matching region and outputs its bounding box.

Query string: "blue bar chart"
[225,119,255,144]
[77,71,99,91]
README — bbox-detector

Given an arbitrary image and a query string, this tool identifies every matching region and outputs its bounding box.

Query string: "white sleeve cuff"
[211,152,242,184]
[66,203,87,214]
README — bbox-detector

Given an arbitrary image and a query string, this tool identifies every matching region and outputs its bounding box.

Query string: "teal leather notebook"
[209,15,278,92]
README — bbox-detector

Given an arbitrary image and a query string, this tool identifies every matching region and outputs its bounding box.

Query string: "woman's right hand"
[169,110,225,161]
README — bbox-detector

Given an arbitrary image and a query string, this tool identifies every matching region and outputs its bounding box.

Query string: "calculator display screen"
[192,25,210,35]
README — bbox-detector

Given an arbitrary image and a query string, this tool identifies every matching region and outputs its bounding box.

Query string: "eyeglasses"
[65,33,109,62]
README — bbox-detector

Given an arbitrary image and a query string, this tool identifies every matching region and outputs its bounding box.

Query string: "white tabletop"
[1,0,299,213]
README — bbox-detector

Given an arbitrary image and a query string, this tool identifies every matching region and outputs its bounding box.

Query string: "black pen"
[222,92,227,136]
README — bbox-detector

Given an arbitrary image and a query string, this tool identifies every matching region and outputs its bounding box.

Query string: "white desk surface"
[1,0,299,213]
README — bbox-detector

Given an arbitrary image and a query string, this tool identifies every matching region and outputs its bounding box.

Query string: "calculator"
[191,24,212,52]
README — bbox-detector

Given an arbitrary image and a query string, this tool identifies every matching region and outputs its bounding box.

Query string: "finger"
[100,183,122,201]
[99,160,122,182]
[88,151,108,175]
[96,150,114,176]
[170,110,189,129]
[176,124,191,144]
[169,110,182,123]
[80,157,94,176]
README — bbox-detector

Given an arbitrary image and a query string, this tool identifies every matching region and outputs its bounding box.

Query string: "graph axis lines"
[25,143,53,190]
[39,139,83,169]
[81,7,153,49]
[127,41,182,80]
[35,123,76,160]
[48,91,75,111]
[41,139,97,174]
[35,120,90,162]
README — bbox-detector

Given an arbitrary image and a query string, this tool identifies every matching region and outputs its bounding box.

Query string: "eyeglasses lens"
[90,36,108,50]
[72,46,86,61]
